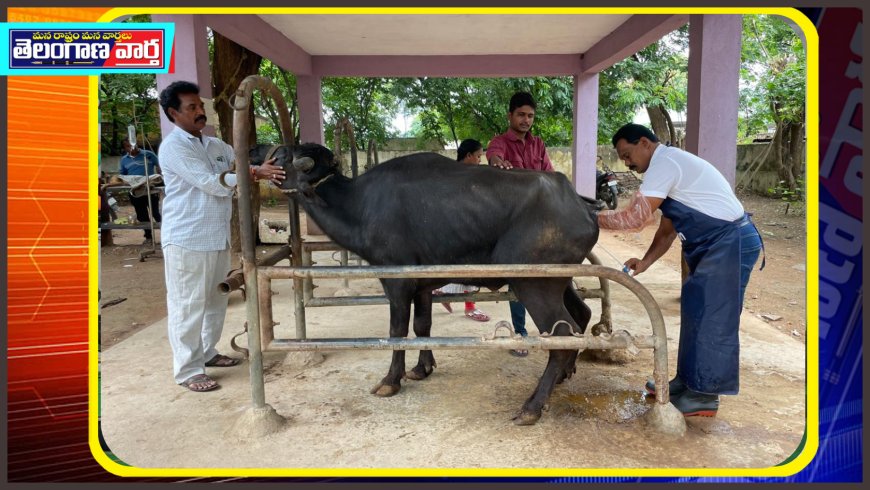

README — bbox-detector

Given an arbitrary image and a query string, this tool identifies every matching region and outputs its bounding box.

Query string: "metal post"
[231,75,294,410]
[585,251,613,335]
[340,250,350,289]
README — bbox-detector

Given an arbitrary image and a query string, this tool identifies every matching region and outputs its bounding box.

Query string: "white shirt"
[640,145,744,221]
[158,127,238,251]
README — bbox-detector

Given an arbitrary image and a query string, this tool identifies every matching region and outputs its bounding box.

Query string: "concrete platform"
[99,231,806,473]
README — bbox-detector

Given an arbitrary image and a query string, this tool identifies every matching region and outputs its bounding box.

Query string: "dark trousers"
[130,193,161,239]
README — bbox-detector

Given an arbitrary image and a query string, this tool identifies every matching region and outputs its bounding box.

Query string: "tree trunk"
[770,122,793,192]
[211,32,263,257]
[647,105,673,144]
[786,122,805,192]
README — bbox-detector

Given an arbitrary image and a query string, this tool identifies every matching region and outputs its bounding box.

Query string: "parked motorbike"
[595,165,620,210]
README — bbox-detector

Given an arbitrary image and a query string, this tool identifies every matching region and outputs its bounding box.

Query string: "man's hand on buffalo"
[488,155,514,170]
[255,157,287,185]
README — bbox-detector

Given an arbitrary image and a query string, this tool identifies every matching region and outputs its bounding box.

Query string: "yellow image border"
[87,6,819,479]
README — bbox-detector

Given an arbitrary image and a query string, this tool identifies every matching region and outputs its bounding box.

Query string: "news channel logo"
[1,22,175,75]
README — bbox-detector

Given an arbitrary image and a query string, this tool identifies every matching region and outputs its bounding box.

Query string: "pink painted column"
[152,15,214,138]
[296,75,324,145]
[572,73,599,198]
[685,15,742,186]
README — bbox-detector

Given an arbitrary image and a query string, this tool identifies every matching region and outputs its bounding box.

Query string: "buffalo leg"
[554,287,592,384]
[406,291,437,380]
[510,278,586,425]
[370,280,414,397]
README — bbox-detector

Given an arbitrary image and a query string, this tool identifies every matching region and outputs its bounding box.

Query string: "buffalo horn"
[292,156,315,172]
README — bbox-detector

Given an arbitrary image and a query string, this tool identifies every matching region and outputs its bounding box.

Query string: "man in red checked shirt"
[486,91,554,172]
[486,91,553,357]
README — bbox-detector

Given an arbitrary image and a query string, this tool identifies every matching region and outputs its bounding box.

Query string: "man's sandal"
[180,374,220,392]
[205,354,241,367]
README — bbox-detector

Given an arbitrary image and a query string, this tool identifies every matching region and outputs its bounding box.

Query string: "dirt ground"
[98,190,808,471]
[99,191,807,350]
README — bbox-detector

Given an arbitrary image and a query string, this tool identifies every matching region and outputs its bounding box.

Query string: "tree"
[98,14,161,156]
[598,27,689,145]
[254,59,299,146]
[738,15,806,193]
[322,77,400,153]
[99,73,160,155]
[393,76,576,148]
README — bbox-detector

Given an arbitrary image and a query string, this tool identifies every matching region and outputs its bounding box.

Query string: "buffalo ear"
[293,156,315,172]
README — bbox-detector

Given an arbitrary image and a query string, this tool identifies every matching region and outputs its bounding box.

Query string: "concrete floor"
[99,232,807,476]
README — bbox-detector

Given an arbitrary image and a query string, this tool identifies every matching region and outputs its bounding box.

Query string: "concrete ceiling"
[259,14,632,56]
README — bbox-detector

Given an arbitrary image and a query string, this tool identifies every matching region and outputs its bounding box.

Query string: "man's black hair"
[159,81,200,122]
[509,91,536,113]
[456,139,483,161]
[611,123,659,146]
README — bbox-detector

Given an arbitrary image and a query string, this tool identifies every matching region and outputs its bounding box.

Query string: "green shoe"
[644,376,687,398]
[670,389,719,417]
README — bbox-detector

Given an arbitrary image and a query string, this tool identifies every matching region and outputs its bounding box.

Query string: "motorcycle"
[595,165,621,210]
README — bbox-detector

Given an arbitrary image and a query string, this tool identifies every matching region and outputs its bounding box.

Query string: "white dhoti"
[163,244,231,383]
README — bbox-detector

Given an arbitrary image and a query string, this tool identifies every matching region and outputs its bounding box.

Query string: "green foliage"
[97,13,804,170]
[767,178,805,202]
[99,73,160,155]
[738,15,806,142]
[254,59,298,145]
[392,76,576,148]
[598,27,689,143]
[322,77,400,151]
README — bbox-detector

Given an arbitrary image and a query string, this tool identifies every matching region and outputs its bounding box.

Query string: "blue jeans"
[509,301,528,337]
[738,221,763,308]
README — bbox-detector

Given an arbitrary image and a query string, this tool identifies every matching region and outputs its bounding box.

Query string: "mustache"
[195,115,207,123]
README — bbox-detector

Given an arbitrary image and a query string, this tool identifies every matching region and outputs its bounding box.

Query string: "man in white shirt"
[598,124,763,417]
[158,80,286,392]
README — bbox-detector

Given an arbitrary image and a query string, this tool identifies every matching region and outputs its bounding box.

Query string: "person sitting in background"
[120,137,162,244]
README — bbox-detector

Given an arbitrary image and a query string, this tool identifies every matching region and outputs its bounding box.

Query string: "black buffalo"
[277,143,599,425]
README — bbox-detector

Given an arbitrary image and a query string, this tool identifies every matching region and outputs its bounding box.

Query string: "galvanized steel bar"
[301,247,314,302]
[262,263,614,280]
[232,75,294,410]
[268,333,656,351]
[304,289,604,308]
[257,275,275,351]
[218,245,290,294]
[585,251,613,334]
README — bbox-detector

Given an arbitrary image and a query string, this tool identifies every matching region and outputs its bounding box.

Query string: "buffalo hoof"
[512,410,542,426]
[404,364,435,381]
[370,382,401,397]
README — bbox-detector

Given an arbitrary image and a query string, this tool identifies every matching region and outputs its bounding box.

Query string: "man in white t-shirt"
[158,80,286,392]
[598,123,763,417]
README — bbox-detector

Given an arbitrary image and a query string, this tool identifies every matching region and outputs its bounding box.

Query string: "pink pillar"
[297,76,324,144]
[685,15,742,186]
[572,73,599,198]
[152,15,214,138]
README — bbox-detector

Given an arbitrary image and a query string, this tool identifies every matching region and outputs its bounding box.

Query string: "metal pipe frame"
[297,241,611,324]
[260,263,671,406]
[232,75,295,410]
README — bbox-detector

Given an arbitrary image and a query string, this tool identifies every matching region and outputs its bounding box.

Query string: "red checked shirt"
[486,130,554,172]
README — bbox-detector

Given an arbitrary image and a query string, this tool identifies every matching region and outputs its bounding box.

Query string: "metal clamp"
[540,319,584,338]
[486,320,520,341]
